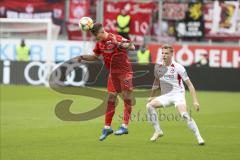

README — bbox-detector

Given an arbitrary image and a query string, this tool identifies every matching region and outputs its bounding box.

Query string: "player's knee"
[108,93,117,102]
[122,90,132,99]
[124,98,132,106]
[146,103,153,109]
[181,112,191,121]
[147,99,160,109]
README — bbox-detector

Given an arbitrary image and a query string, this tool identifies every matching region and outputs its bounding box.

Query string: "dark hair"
[90,23,103,36]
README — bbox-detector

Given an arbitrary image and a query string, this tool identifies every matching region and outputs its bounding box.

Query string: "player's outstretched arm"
[75,54,100,62]
[118,42,135,51]
[111,35,135,51]
[148,78,160,102]
[185,79,200,111]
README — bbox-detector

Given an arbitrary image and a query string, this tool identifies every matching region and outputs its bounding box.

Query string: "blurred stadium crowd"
[1,0,240,44]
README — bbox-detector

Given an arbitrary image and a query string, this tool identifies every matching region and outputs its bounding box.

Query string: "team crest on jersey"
[170,68,175,73]
[124,79,129,83]
[123,79,129,86]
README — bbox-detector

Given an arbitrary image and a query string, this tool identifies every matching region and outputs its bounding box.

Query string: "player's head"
[90,23,108,41]
[161,44,174,64]
[20,39,25,47]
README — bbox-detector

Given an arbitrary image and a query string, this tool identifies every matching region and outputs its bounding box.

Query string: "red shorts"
[107,72,133,93]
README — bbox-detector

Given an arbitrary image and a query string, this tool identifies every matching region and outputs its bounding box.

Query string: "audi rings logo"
[24,62,89,86]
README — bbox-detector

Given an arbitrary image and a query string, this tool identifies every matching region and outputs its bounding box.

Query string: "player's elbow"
[186,81,192,88]
[185,80,193,89]
[188,84,196,92]
[129,44,135,51]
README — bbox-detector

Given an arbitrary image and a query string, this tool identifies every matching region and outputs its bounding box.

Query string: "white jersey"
[154,61,189,95]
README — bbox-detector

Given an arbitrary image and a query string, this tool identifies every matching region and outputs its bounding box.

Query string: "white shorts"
[154,92,186,107]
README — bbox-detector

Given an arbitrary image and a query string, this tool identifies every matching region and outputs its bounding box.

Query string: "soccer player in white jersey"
[146,44,205,145]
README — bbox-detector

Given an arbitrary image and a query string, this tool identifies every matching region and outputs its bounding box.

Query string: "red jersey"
[93,33,132,74]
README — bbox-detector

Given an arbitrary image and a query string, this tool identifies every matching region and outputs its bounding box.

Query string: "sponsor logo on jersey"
[163,74,175,80]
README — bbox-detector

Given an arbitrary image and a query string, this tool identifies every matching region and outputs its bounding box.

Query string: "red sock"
[105,101,116,126]
[123,99,132,125]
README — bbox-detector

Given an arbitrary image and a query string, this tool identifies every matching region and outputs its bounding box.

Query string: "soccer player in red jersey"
[75,23,135,141]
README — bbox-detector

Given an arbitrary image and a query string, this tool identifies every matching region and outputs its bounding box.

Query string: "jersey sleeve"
[93,43,101,56]
[177,64,189,81]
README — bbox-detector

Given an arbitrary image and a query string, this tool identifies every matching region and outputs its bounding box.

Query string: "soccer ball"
[79,17,94,31]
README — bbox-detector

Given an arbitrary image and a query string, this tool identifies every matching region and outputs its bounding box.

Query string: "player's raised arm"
[185,79,200,111]
[111,35,135,51]
[118,41,135,51]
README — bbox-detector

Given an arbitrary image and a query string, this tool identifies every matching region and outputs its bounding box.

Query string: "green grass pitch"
[1,85,240,160]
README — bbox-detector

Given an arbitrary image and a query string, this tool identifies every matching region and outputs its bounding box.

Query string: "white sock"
[122,124,128,128]
[146,103,161,132]
[181,112,201,137]
[104,125,111,129]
